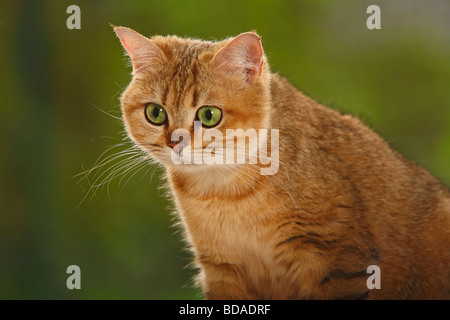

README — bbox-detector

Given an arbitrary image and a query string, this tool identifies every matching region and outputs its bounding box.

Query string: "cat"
[113,25,450,300]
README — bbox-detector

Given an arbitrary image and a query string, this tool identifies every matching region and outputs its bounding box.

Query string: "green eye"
[145,103,167,125]
[196,106,222,128]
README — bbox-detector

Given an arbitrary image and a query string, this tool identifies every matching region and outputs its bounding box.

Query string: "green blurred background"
[0,0,449,299]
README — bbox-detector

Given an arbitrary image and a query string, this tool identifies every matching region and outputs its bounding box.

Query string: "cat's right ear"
[113,26,163,75]
[212,32,264,85]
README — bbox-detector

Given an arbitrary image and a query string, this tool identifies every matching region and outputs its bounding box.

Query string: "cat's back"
[270,73,450,299]
[270,73,449,203]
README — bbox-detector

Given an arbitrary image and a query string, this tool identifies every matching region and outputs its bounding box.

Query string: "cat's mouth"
[136,140,279,176]
[166,144,219,167]
[140,142,208,167]
[146,144,234,172]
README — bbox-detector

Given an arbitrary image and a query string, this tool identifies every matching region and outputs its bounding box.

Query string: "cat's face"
[115,27,271,172]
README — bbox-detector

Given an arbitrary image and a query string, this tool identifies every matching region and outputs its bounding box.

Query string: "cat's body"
[113,27,450,299]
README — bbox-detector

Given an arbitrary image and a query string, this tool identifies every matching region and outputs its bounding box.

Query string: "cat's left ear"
[113,26,164,75]
[213,32,264,85]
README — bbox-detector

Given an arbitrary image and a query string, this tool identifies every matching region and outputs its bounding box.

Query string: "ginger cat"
[113,26,450,299]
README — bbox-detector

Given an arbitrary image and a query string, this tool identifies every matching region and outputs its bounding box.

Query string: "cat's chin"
[167,162,231,174]
[154,157,235,176]
[149,149,229,173]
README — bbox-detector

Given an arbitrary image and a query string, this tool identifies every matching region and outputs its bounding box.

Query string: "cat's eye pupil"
[145,103,167,125]
[153,107,160,118]
[205,109,212,121]
[196,106,222,128]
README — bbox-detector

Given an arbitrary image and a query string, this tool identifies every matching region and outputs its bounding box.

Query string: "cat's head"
[114,26,272,173]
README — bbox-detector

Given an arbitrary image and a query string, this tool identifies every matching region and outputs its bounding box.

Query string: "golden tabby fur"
[113,26,450,299]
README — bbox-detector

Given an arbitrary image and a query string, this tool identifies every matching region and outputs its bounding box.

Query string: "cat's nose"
[168,141,184,154]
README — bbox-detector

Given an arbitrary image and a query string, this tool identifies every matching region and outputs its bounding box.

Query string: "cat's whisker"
[104,155,152,200]
[86,158,137,203]
[94,153,144,189]
[111,81,125,103]
[147,164,160,186]
[89,102,123,121]
[93,155,145,203]
[214,147,326,199]
[139,160,157,183]
[73,142,128,180]
[199,148,311,218]
[74,145,139,185]
[77,151,144,208]
[88,152,141,189]
[209,148,297,196]
[75,151,135,210]
[117,155,150,185]
[177,146,306,209]
[119,160,154,194]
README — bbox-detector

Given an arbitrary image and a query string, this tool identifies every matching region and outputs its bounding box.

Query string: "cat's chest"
[173,191,278,264]
[171,186,326,299]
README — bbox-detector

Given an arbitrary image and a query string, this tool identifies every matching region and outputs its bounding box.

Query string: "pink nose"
[168,142,184,154]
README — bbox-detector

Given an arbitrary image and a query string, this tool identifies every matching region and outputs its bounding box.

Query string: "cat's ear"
[213,32,264,85]
[113,26,163,74]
